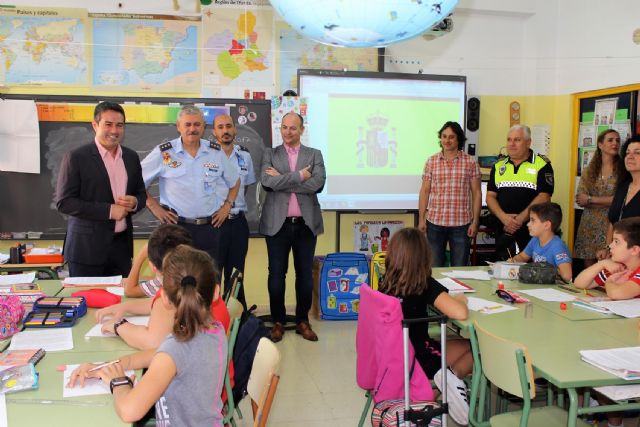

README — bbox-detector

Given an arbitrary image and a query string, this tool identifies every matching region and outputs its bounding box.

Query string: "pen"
[89,359,120,372]
[559,285,580,294]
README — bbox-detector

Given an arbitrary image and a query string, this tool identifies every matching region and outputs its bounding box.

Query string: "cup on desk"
[9,246,21,264]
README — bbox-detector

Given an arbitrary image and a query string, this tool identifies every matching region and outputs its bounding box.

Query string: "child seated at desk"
[96,224,229,350]
[574,217,640,299]
[68,245,227,426]
[378,227,472,426]
[507,202,573,283]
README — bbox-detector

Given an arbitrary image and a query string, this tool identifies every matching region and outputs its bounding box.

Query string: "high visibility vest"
[493,153,549,191]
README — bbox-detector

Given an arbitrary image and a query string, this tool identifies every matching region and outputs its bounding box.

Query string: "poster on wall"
[612,120,632,142]
[271,96,308,147]
[353,220,404,255]
[578,124,596,148]
[579,147,596,175]
[594,98,618,126]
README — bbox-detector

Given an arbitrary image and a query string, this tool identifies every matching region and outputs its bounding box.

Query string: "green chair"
[225,268,244,303]
[470,321,590,427]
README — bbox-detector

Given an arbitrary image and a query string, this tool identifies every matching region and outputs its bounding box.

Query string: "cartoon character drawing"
[359,224,372,251]
[378,227,390,252]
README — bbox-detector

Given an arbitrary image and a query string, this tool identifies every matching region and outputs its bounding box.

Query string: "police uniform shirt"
[141,137,239,218]
[228,144,256,214]
[487,149,554,214]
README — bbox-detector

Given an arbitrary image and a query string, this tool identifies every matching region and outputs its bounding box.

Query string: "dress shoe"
[295,321,318,342]
[270,322,285,343]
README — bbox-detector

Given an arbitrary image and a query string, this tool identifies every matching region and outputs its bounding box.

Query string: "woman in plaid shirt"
[418,122,482,267]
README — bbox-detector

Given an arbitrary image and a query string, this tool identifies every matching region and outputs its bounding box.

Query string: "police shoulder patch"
[159,141,173,152]
[209,141,221,150]
[545,172,554,186]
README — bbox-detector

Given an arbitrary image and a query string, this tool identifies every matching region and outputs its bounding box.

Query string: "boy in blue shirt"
[509,202,573,282]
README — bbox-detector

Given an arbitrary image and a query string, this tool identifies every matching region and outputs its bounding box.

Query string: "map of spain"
[202,7,273,90]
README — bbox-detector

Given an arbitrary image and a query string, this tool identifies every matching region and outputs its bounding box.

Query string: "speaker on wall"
[465,96,480,156]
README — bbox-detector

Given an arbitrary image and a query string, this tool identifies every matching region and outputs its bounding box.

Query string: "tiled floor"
[231,319,639,427]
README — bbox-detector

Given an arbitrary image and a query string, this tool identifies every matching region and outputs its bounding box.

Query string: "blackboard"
[0,95,272,238]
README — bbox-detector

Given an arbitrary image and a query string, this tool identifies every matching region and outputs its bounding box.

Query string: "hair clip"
[181,275,196,288]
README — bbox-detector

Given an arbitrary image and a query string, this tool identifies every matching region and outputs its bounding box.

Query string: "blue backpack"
[232,306,270,403]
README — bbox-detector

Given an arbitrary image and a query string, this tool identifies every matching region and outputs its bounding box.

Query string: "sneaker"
[434,368,469,426]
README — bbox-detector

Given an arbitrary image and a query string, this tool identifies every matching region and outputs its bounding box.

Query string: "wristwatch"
[113,318,129,337]
[224,199,235,208]
[110,376,133,394]
[587,195,592,205]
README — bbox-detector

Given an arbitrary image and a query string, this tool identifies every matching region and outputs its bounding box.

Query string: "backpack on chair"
[231,305,271,404]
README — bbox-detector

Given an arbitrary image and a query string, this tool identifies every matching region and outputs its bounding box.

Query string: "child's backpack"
[319,252,368,320]
[231,306,270,404]
[0,295,25,339]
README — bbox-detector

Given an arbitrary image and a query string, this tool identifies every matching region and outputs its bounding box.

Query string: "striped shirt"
[594,265,640,288]
[423,150,481,227]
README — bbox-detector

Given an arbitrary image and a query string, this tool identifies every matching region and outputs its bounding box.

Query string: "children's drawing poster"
[353,220,404,255]
[271,96,308,147]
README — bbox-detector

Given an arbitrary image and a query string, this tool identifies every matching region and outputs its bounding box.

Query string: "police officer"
[212,114,255,307]
[486,125,554,260]
[141,105,240,263]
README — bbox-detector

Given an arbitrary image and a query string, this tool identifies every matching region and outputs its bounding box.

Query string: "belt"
[178,215,212,225]
[227,212,245,220]
[284,216,304,224]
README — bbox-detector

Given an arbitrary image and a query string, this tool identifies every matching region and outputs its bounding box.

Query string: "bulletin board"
[569,83,640,250]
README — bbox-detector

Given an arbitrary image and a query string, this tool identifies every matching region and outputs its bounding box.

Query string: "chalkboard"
[0,95,271,238]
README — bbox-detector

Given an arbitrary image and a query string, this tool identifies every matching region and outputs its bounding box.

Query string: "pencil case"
[0,363,39,394]
[23,309,79,328]
[33,296,87,318]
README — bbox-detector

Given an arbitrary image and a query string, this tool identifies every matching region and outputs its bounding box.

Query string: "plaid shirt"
[423,150,481,227]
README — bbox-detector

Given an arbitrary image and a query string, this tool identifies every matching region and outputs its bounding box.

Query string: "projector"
[422,16,453,40]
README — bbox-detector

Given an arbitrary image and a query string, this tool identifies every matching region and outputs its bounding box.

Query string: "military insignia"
[545,172,554,186]
[162,152,171,165]
[203,162,218,169]
[209,141,221,150]
[159,141,173,152]
[499,164,506,175]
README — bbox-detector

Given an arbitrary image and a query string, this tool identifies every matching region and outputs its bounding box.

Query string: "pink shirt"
[95,140,128,233]
[284,144,303,218]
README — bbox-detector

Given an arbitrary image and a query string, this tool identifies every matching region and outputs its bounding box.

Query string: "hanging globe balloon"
[269,0,459,48]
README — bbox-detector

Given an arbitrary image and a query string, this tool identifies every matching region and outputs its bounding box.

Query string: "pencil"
[89,359,121,372]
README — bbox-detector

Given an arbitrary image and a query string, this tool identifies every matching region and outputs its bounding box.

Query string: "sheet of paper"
[441,270,492,281]
[0,99,40,174]
[0,273,36,286]
[466,297,518,314]
[594,384,640,401]
[63,364,134,398]
[106,286,124,296]
[63,276,122,287]
[0,254,9,264]
[593,299,640,318]
[580,347,640,372]
[85,316,150,338]
[9,328,73,352]
[436,277,475,293]
[518,288,577,302]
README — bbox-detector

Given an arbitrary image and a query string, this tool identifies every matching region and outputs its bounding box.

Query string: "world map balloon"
[269,0,458,48]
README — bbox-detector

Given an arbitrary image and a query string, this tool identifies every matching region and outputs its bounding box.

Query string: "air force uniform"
[141,137,239,261]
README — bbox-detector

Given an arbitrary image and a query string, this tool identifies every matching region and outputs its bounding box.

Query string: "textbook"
[62,276,122,288]
[580,347,640,380]
[436,277,476,293]
[0,348,45,367]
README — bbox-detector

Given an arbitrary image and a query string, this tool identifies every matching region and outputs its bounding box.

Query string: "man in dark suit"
[260,112,326,342]
[56,102,146,277]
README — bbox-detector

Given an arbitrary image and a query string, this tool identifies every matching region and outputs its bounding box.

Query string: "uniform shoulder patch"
[209,141,221,150]
[237,144,249,152]
[159,141,173,152]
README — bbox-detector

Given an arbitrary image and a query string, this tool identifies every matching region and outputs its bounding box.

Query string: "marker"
[88,359,120,372]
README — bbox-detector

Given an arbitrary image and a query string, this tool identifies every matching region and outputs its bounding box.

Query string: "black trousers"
[218,213,250,308]
[266,220,316,324]
[68,231,131,277]
[176,222,222,264]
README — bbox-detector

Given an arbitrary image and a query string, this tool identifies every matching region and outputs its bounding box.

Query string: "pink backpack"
[0,296,25,339]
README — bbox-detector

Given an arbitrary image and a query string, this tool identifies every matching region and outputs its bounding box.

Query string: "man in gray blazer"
[260,112,326,342]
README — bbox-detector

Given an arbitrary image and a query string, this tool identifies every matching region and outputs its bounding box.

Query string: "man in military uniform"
[141,105,240,262]
[212,114,256,307]
[486,125,554,260]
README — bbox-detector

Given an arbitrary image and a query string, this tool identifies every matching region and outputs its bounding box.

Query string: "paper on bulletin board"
[612,120,632,142]
[594,98,617,126]
[271,96,308,147]
[574,177,583,210]
[580,148,596,175]
[579,124,596,148]
[353,220,404,255]
[531,124,550,155]
[0,99,40,173]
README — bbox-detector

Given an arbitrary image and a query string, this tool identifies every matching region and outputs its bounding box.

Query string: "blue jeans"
[427,221,471,267]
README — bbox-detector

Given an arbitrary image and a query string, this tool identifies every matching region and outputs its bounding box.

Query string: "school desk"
[431,267,640,427]
[0,263,65,280]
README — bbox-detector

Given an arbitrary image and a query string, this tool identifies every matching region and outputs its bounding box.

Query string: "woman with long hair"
[574,129,624,266]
